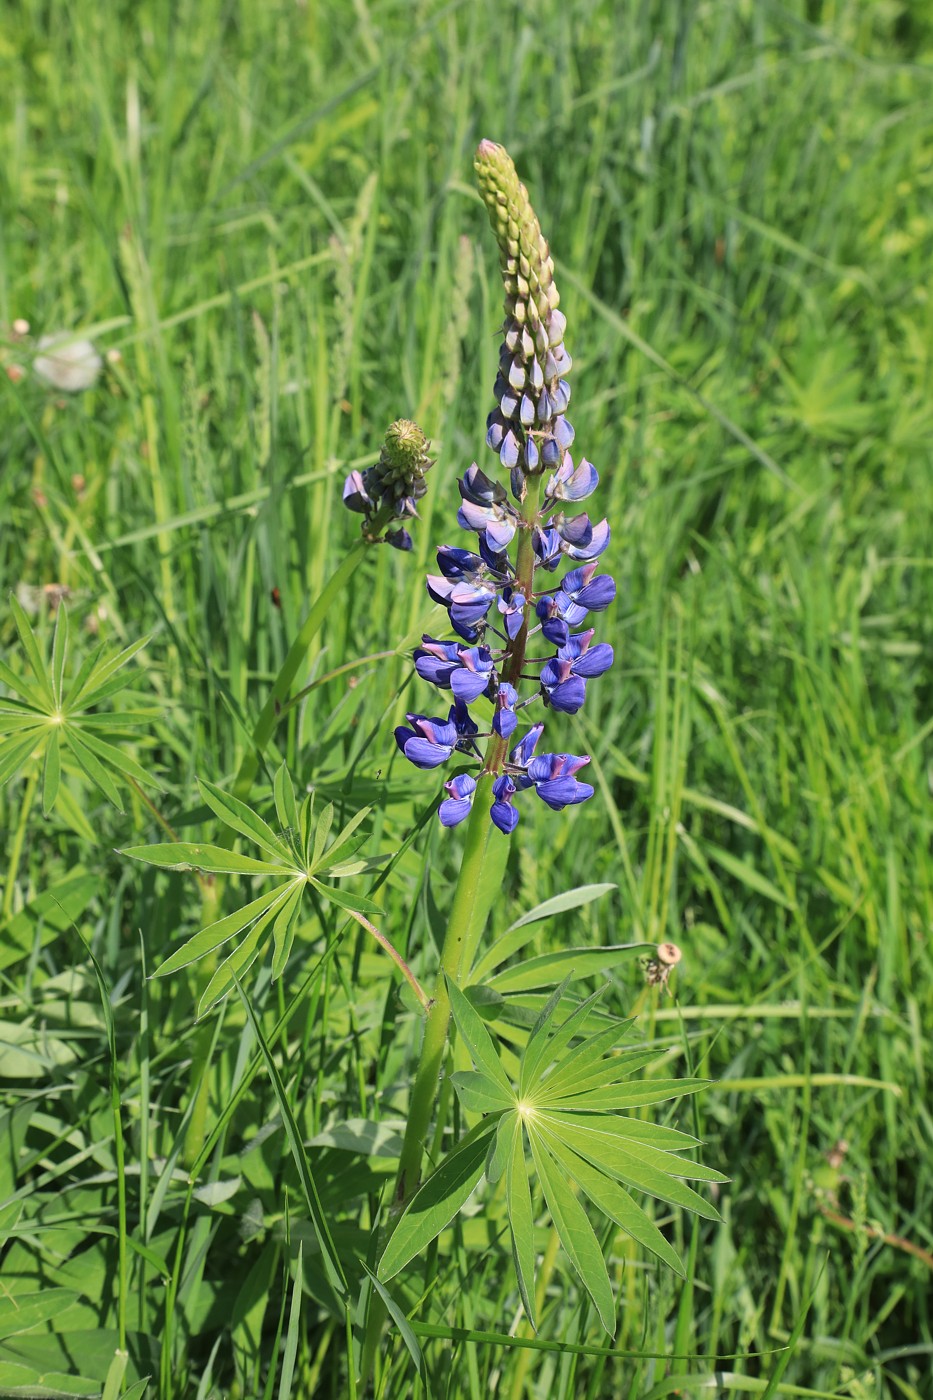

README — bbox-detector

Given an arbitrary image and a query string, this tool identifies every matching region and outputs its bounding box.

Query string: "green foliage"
[0,597,154,814]
[122,765,380,1013]
[1,0,931,1396]
[380,980,722,1332]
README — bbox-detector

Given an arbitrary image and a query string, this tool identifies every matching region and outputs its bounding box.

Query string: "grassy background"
[2,0,932,1395]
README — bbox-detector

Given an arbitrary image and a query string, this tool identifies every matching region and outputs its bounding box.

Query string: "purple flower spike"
[394,713,459,769]
[386,527,413,551]
[490,774,520,833]
[439,774,477,827]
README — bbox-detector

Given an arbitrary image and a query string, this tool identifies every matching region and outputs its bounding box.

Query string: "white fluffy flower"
[33,334,103,392]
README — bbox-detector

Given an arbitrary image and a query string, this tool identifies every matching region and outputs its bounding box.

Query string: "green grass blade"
[234,975,347,1300]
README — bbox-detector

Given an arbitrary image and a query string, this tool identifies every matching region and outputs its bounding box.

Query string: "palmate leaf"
[381,976,723,1333]
[0,598,155,815]
[122,762,389,1007]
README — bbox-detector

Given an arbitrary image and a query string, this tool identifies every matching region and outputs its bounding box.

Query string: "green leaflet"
[199,890,293,1014]
[471,883,617,982]
[273,762,301,841]
[447,978,514,1095]
[549,1079,710,1111]
[533,1122,685,1277]
[121,842,285,876]
[506,1116,537,1328]
[377,1122,497,1282]
[539,1110,701,1153]
[490,945,646,993]
[520,984,604,1096]
[199,776,288,859]
[450,1070,516,1114]
[154,883,293,976]
[528,1127,616,1335]
[554,1117,723,1222]
[270,880,306,980]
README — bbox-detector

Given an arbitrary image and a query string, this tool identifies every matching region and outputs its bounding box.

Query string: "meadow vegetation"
[1,1,932,1396]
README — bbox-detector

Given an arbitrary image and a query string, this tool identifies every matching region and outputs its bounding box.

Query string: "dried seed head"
[656,941,683,967]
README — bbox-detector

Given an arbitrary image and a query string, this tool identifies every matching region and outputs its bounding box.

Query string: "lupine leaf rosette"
[378,981,725,1332]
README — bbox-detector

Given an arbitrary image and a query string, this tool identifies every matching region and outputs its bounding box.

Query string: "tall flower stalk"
[390,141,616,1207]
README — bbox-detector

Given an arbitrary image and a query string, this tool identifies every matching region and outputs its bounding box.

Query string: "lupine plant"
[0,142,722,1395]
[359,142,723,1377]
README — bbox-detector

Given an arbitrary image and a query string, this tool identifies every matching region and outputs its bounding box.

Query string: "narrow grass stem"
[231,535,370,803]
[2,768,38,920]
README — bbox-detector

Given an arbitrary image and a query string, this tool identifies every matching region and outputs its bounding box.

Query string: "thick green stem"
[231,534,370,803]
[393,780,498,1204]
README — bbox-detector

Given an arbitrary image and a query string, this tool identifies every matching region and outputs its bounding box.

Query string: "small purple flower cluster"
[393,142,616,835]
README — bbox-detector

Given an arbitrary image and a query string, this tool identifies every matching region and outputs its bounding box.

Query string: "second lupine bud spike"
[475,141,573,487]
[343,418,435,551]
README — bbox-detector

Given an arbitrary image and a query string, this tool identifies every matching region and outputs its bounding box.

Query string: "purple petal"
[499,430,520,471]
[510,724,544,767]
[546,677,588,714]
[490,800,520,834]
[400,736,452,769]
[451,669,491,703]
[573,642,614,678]
[535,777,594,810]
[439,798,473,826]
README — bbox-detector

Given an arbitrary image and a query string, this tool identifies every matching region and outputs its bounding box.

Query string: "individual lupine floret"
[394,702,478,769]
[535,562,617,646]
[540,629,615,713]
[439,774,477,827]
[343,418,434,550]
[414,639,495,703]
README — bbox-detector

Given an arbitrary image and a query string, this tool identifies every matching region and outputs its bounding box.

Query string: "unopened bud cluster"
[343,418,434,551]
